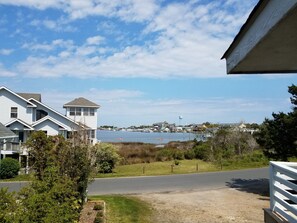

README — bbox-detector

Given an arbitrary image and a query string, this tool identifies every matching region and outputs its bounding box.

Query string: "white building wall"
[65,107,98,129]
[34,103,78,131]
[34,120,60,136]
[65,107,98,144]
[0,90,33,125]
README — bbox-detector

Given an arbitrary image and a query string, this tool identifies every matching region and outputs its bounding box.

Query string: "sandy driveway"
[137,180,270,223]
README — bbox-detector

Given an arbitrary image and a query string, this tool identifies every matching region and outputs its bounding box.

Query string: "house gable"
[32,117,69,136]
[0,86,36,125]
[5,119,34,131]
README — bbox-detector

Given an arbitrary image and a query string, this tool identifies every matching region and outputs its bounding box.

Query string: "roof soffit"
[222,0,297,74]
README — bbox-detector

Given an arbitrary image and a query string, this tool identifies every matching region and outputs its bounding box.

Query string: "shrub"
[0,158,20,179]
[155,149,174,161]
[0,188,19,222]
[184,149,195,160]
[93,203,103,211]
[193,143,212,161]
[94,211,104,223]
[173,150,184,160]
[94,216,103,223]
[94,143,121,173]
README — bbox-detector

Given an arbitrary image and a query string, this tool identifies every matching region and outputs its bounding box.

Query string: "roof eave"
[222,0,268,60]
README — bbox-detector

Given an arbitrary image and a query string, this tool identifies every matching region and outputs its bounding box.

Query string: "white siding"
[65,107,98,129]
[0,90,33,125]
[65,107,98,143]
[33,103,78,131]
[34,119,60,136]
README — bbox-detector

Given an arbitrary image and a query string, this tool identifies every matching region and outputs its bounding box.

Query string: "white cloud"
[0,0,64,10]
[30,18,76,32]
[22,39,74,52]
[39,86,286,127]
[0,0,159,22]
[41,88,144,114]
[0,48,13,55]
[3,1,258,79]
[0,63,17,77]
[86,35,105,45]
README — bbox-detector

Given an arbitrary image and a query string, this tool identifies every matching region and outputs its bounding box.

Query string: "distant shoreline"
[97,130,199,144]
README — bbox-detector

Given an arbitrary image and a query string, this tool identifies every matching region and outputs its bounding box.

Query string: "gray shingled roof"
[63,97,100,108]
[18,93,42,102]
[0,123,17,139]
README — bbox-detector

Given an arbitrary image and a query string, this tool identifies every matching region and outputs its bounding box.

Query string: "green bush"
[193,143,212,161]
[155,149,174,161]
[94,143,121,173]
[0,158,20,179]
[184,149,195,160]
[94,211,104,223]
[93,203,103,211]
[173,150,184,160]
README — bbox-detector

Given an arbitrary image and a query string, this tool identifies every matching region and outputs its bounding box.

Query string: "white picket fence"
[269,161,297,222]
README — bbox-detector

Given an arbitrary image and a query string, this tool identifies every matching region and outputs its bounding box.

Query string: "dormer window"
[10,107,18,118]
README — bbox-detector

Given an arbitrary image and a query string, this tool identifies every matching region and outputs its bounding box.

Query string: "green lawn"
[96,159,217,178]
[89,195,152,223]
[96,158,268,178]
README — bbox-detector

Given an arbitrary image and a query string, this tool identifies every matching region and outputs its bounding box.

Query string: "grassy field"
[89,195,152,223]
[96,158,268,178]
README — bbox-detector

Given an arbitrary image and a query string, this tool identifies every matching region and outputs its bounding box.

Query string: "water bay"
[97,130,198,144]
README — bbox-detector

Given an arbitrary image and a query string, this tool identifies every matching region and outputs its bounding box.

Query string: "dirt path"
[138,187,270,223]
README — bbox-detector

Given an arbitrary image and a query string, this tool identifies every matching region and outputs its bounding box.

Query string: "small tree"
[18,166,80,223]
[256,85,297,161]
[25,131,53,180]
[94,143,120,173]
[0,158,20,179]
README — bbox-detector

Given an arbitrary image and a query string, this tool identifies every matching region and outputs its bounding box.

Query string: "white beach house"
[0,86,100,158]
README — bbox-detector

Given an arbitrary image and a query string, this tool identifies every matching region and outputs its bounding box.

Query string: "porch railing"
[0,141,23,153]
[269,161,297,222]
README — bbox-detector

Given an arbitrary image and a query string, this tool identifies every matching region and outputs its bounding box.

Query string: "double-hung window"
[69,108,75,116]
[76,108,81,116]
[90,108,95,116]
[83,108,89,116]
[10,107,18,118]
[69,108,82,116]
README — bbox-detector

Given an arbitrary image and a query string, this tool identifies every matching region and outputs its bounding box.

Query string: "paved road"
[87,167,269,195]
[0,168,269,195]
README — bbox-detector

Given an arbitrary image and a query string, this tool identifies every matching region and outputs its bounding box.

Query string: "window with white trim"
[83,108,89,116]
[69,108,82,116]
[69,108,75,116]
[90,108,95,116]
[76,108,81,116]
[10,107,18,118]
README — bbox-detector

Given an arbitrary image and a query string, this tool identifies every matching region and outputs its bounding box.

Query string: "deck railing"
[1,141,21,152]
[269,161,297,222]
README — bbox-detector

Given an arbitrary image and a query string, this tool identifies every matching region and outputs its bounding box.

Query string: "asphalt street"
[88,167,269,195]
[0,167,269,195]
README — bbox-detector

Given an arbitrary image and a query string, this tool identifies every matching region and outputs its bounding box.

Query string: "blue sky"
[0,0,296,127]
